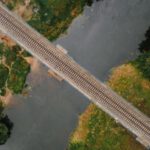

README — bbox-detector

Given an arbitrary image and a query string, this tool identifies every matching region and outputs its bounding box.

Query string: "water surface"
[2,0,150,150]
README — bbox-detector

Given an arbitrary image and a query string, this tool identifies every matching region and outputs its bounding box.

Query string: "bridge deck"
[0,3,149,148]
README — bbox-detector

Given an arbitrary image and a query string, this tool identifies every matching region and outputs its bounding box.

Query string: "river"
[1,0,150,150]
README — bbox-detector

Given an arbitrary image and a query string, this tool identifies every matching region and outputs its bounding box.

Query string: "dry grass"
[108,63,150,116]
[68,63,150,150]
[71,104,95,142]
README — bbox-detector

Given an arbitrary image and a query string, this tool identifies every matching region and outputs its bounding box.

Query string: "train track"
[0,3,149,148]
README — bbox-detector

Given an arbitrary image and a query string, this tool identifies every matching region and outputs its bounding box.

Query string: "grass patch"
[1,0,94,94]
[28,0,91,41]
[5,0,93,41]
[108,64,150,116]
[68,63,149,150]
[0,43,30,95]
[0,65,9,96]
[7,56,30,94]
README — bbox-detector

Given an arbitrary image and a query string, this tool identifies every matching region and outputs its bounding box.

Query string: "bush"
[0,123,9,145]
[68,142,86,150]
[0,65,9,96]
[0,103,13,145]
[132,52,150,79]
[7,57,30,94]
[139,27,150,52]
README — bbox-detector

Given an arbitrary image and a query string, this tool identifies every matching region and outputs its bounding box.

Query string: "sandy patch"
[25,57,40,72]
[14,0,33,21]
[72,104,95,142]
[0,32,16,47]
[0,89,13,106]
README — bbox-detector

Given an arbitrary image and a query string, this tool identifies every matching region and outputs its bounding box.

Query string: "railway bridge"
[0,3,149,149]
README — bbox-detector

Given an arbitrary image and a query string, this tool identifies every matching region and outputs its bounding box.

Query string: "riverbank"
[0,0,94,145]
[0,0,94,100]
[1,1,150,149]
[67,27,150,150]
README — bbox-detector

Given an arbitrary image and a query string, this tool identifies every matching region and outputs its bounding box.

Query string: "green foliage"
[0,65,9,96]
[68,63,148,150]
[68,104,144,150]
[0,43,31,94]
[28,0,91,41]
[2,0,93,95]
[0,44,4,59]
[3,0,94,93]
[21,51,31,57]
[132,52,150,80]
[0,101,4,114]
[0,114,13,145]
[6,0,24,10]
[5,0,95,41]
[68,142,86,150]
[0,123,9,145]
[139,27,150,52]
[7,57,30,94]
[0,102,13,145]
[134,26,150,80]
[84,107,126,150]
[3,47,17,66]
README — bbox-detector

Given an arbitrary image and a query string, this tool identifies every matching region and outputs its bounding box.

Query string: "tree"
[132,52,150,79]
[139,26,150,52]
[0,123,9,145]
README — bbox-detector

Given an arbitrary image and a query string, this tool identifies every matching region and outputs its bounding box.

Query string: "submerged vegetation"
[67,27,150,150]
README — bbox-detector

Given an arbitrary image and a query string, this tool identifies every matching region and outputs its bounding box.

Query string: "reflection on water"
[2,0,150,150]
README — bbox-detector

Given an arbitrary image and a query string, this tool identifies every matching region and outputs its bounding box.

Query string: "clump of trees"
[0,102,13,145]
[28,0,91,41]
[0,44,30,95]
[5,0,102,41]
[27,0,101,41]
[68,142,86,150]
[7,56,30,94]
[133,52,150,79]
[86,0,103,6]
[0,65,9,96]
[139,26,150,52]
[133,26,150,80]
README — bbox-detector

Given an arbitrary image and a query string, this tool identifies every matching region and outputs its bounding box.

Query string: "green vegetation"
[0,123,9,145]
[0,102,13,145]
[0,65,9,96]
[67,27,150,150]
[0,0,96,94]
[6,0,25,10]
[1,0,96,93]
[28,0,94,41]
[0,44,30,95]
[68,67,147,149]
[132,52,150,80]
[132,27,150,80]
[7,57,30,94]
[139,26,150,52]
[5,0,95,41]
[0,0,95,145]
